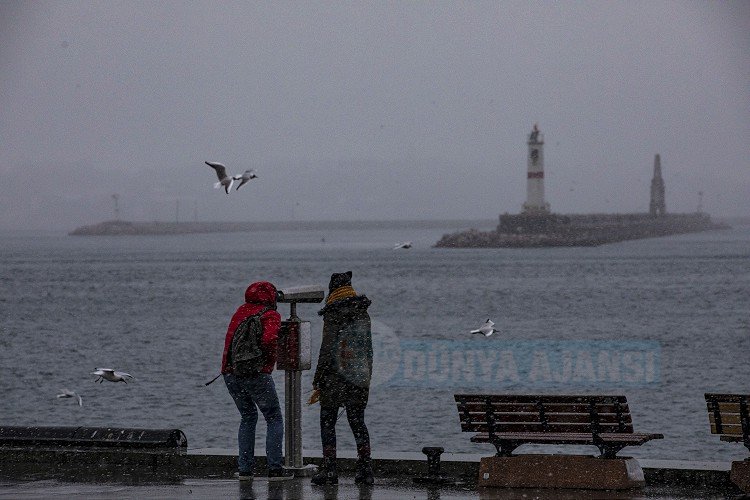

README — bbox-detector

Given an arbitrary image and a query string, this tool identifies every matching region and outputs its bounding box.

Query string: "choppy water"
[1,223,749,462]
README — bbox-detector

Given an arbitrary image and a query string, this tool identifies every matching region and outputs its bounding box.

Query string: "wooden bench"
[0,426,187,453]
[455,394,663,459]
[705,393,750,493]
[705,393,750,454]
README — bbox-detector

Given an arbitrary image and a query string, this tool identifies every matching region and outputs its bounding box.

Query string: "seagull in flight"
[205,161,234,194]
[232,170,258,190]
[91,368,134,384]
[394,241,413,249]
[470,319,497,337]
[56,389,83,406]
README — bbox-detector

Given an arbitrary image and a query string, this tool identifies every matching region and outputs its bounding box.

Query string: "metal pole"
[284,369,303,468]
[277,286,324,477]
[284,303,303,469]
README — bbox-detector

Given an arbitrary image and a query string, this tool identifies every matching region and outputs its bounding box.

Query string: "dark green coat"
[313,295,372,408]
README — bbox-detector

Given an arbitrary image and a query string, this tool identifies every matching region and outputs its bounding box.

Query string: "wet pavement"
[0,448,743,499]
[0,476,739,500]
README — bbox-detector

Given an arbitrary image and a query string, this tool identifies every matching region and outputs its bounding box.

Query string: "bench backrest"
[705,393,750,442]
[0,426,188,452]
[454,394,634,435]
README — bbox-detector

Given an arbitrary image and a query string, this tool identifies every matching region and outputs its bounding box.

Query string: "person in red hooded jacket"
[222,281,291,480]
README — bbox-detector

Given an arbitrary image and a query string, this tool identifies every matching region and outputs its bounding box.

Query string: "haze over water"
[1,2,749,230]
[1,223,748,462]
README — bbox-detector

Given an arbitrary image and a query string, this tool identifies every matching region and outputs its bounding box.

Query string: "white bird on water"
[56,389,83,406]
[91,368,134,384]
[232,170,258,190]
[205,161,234,194]
[470,319,497,337]
[394,241,413,249]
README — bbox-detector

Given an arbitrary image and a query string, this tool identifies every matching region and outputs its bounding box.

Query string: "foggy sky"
[1,1,748,231]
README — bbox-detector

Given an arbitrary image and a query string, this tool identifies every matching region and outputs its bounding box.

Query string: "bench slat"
[470,432,663,445]
[459,411,633,426]
[456,402,631,414]
[460,422,633,434]
[705,394,750,403]
[710,424,745,436]
[709,413,743,426]
[455,394,627,404]
[705,402,743,414]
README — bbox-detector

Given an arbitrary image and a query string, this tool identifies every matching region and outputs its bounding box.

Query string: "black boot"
[312,457,338,485]
[354,457,374,485]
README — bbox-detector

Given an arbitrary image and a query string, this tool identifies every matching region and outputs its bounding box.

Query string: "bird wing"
[470,329,481,334]
[205,161,227,180]
[115,371,133,379]
[76,394,83,406]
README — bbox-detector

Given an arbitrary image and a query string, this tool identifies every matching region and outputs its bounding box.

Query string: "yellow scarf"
[326,285,357,304]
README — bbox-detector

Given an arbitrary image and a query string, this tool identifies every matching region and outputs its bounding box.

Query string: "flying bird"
[205,161,234,194]
[394,241,413,249]
[470,319,497,337]
[232,170,258,190]
[91,368,134,384]
[56,389,83,406]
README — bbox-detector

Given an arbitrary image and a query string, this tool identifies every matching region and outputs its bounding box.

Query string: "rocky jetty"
[435,212,728,248]
[70,219,496,236]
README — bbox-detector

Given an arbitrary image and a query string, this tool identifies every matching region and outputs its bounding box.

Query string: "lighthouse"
[649,154,666,217]
[522,124,550,214]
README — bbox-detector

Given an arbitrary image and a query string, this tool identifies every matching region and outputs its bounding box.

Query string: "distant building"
[522,124,550,214]
[649,154,666,217]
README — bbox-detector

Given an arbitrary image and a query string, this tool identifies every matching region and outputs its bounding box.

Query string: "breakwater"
[434,212,729,248]
[69,219,495,236]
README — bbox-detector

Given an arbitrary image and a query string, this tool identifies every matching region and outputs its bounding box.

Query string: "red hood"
[244,281,277,307]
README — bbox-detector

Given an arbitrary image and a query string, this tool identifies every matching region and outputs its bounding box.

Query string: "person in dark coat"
[311,271,374,485]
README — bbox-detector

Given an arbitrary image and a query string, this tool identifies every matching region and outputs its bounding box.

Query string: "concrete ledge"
[731,460,750,493]
[478,455,644,490]
[0,447,740,493]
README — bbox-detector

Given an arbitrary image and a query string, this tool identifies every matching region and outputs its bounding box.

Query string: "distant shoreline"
[68,219,498,236]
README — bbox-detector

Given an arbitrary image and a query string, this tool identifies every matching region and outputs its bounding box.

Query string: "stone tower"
[650,154,666,216]
[522,124,550,214]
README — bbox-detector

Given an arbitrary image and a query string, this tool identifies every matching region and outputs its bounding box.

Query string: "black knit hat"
[328,271,352,293]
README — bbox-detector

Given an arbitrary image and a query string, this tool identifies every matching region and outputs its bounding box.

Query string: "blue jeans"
[224,373,284,473]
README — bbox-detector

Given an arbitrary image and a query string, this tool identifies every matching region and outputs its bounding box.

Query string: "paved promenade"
[0,449,741,499]
[0,476,737,500]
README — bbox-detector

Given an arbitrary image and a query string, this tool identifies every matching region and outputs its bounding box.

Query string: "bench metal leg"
[597,443,626,459]
[492,440,520,457]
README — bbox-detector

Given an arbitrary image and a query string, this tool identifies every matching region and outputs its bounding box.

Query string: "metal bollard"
[413,446,455,485]
[423,447,444,477]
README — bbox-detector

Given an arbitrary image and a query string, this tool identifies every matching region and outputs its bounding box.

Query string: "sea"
[1,221,748,463]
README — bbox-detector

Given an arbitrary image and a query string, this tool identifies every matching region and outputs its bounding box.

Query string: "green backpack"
[229,307,271,377]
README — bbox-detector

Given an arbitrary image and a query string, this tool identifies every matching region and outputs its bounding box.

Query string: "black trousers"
[320,403,370,459]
